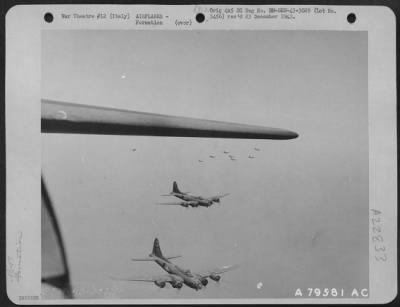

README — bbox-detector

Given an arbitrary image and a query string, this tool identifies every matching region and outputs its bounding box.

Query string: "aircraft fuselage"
[173,193,213,207]
[154,257,203,290]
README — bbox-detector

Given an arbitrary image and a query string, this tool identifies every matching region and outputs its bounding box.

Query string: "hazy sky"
[41,30,368,299]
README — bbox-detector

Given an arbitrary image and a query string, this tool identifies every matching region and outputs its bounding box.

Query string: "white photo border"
[5,4,397,304]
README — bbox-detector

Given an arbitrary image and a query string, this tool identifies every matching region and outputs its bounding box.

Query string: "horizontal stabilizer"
[165,255,182,260]
[131,257,156,261]
[41,99,298,140]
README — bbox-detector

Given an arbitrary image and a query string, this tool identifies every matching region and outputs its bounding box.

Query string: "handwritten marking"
[371,209,387,262]
[8,231,23,282]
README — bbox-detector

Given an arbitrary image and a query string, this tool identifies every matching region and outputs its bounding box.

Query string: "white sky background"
[41,30,368,299]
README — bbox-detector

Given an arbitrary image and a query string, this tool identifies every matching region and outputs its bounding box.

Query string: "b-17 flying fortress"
[116,238,238,290]
[157,182,229,208]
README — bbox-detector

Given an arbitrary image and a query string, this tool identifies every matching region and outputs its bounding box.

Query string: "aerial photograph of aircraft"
[36,29,370,300]
[41,99,298,296]
[158,181,229,208]
[198,160,204,163]
[223,150,229,154]
[131,148,137,152]
[248,155,255,159]
[209,155,216,159]
[115,238,239,290]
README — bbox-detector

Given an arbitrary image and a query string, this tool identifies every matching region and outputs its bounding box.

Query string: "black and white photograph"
[5,4,397,304]
[41,28,369,299]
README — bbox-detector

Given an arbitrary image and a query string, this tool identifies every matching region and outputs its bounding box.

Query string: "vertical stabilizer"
[152,238,163,258]
[172,181,183,194]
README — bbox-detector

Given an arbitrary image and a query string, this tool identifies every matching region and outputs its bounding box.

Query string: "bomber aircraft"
[40,99,298,297]
[158,182,229,208]
[116,238,238,290]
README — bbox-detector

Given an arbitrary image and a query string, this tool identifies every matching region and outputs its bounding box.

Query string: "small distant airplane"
[115,238,238,290]
[198,160,204,163]
[209,155,216,158]
[229,155,236,161]
[131,148,137,152]
[158,181,229,208]
[248,155,255,159]
[254,147,261,151]
[223,151,229,154]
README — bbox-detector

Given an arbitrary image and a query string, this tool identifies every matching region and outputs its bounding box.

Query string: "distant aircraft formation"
[196,146,262,162]
[158,182,229,208]
[115,238,238,290]
[131,146,262,162]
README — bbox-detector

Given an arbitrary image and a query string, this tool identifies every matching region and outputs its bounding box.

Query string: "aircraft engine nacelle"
[194,274,208,286]
[214,199,220,203]
[170,276,184,288]
[200,200,212,206]
[171,281,183,289]
[210,274,221,282]
[180,202,189,208]
[154,281,166,288]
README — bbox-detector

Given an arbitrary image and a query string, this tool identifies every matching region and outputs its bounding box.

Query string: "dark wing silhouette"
[41,178,73,298]
[42,99,298,139]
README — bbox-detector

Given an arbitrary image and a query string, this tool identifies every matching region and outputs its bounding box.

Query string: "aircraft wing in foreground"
[41,99,298,139]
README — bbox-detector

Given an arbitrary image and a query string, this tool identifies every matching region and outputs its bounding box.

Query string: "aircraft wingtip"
[290,131,299,139]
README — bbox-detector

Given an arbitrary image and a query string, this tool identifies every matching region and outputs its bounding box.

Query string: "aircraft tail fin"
[172,181,184,194]
[152,238,163,258]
